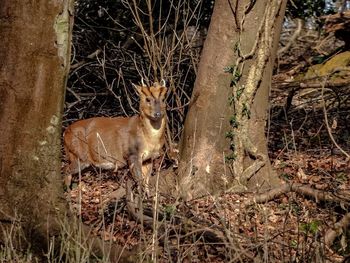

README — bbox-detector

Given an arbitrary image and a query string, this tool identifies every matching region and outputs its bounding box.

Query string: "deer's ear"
[159,86,167,99]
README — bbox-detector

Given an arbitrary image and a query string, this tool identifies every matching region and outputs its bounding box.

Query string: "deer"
[63,80,167,194]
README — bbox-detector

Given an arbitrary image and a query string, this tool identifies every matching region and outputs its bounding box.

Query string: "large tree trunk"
[178,0,287,199]
[0,2,137,261]
[0,0,74,253]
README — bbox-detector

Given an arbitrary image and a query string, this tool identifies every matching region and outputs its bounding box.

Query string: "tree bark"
[178,0,287,199]
[0,1,129,260]
[0,2,139,261]
[0,0,73,253]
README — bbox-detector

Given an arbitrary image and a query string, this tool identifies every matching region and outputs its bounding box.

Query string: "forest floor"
[65,84,350,262]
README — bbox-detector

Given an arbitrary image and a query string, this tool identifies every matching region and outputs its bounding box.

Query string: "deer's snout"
[154,111,162,119]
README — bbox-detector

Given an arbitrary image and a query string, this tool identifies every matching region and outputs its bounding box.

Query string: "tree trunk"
[0,2,138,261]
[0,0,73,253]
[178,0,287,199]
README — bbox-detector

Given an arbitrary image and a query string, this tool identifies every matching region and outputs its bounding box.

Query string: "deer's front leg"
[129,154,143,180]
[141,161,153,196]
[128,154,146,225]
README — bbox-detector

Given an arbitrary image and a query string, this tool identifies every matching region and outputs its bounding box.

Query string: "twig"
[321,78,350,159]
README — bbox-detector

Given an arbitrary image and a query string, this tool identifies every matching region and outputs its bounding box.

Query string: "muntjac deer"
[63,80,167,191]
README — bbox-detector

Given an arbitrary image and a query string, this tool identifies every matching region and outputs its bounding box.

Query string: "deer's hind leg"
[64,130,91,189]
[64,150,90,189]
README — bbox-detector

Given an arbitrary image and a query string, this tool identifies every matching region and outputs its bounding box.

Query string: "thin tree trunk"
[178,0,287,199]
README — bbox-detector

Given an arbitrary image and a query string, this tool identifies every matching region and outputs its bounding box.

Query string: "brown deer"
[63,80,167,192]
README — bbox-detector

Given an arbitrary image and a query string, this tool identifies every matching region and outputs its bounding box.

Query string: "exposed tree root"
[240,136,267,183]
[125,180,153,226]
[243,182,350,206]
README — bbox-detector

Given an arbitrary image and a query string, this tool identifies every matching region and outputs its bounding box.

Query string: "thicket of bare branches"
[65,0,213,148]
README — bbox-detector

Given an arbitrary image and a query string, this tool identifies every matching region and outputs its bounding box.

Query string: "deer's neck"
[139,114,165,140]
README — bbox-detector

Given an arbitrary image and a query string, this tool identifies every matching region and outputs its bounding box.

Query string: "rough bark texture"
[0,0,73,252]
[0,3,138,261]
[178,0,287,199]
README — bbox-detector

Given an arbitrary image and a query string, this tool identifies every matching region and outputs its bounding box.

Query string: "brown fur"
[64,81,167,189]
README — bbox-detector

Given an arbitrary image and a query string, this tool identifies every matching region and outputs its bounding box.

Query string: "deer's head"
[134,80,167,121]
